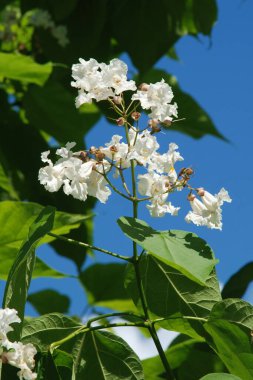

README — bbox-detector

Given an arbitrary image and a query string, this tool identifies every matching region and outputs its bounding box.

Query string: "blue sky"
[2,0,253,325]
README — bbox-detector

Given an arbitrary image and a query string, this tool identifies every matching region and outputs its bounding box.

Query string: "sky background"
[1,0,253,359]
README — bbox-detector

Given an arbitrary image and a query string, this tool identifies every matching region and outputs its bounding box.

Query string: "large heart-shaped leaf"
[118,217,217,285]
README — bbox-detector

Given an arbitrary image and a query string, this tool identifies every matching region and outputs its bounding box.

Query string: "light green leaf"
[204,320,253,380]
[125,254,221,339]
[200,374,242,380]
[28,290,70,315]
[0,52,52,86]
[21,313,82,352]
[33,258,67,279]
[118,217,217,285]
[209,298,253,331]
[80,263,136,312]
[0,201,88,280]
[3,206,55,339]
[72,330,144,379]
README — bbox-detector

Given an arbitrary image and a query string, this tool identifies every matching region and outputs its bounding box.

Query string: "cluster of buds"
[0,308,37,380]
[38,57,231,230]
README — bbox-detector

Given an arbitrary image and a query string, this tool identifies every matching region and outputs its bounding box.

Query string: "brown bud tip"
[138,83,149,91]
[131,111,141,121]
[197,188,205,196]
[95,150,105,161]
[110,145,118,153]
[185,168,194,176]
[116,117,125,126]
[187,193,195,201]
[79,151,88,162]
[162,119,172,127]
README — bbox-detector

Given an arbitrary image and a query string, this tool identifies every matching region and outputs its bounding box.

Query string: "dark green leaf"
[0,52,52,85]
[28,289,70,315]
[204,320,253,379]
[137,69,225,140]
[21,313,82,352]
[80,263,136,312]
[222,263,253,298]
[118,217,217,285]
[125,254,221,339]
[72,330,144,379]
[3,206,55,339]
[24,80,100,147]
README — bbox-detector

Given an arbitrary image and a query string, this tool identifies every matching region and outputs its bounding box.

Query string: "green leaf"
[222,262,253,298]
[0,52,52,86]
[72,330,144,379]
[0,201,87,280]
[209,298,253,331]
[200,374,242,380]
[24,80,101,147]
[125,254,221,339]
[0,161,16,196]
[137,69,225,140]
[28,290,70,315]
[80,263,136,312]
[21,313,82,352]
[118,217,217,285]
[204,320,253,380]
[3,206,55,339]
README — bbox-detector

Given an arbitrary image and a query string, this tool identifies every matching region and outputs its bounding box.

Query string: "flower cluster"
[39,58,231,230]
[29,9,69,47]
[71,58,136,107]
[0,308,37,380]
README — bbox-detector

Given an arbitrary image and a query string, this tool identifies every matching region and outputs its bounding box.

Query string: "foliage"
[0,1,250,379]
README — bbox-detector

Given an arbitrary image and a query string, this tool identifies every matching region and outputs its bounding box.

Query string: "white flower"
[149,143,183,178]
[71,58,136,107]
[0,308,20,342]
[101,135,130,169]
[185,189,231,230]
[131,79,178,122]
[2,341,37,380]
[138,172,179,217]
[100,59,136,94]
[128,129,159,166]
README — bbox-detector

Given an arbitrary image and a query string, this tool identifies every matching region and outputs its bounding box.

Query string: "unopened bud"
[79,151,88,162]
[138,83,149,91]
[197,188,205,196]
[162,119,172,127]
[116,117,125,126]
[110,145,118,153]
[89,146,97,155]
[131,111,141,121]
[113,96,122,105]
[185,168,194,176]
[95,150,105,161]
[187,193,195,201]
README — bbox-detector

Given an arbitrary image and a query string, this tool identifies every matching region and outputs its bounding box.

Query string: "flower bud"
[163,119,172,127]
[95,150,105,161]
[89,146,97,155]
[79,151,88,162]
[116,117,125,126]
[110,145,118,153]
[187,193,195,201]
[131,111,141,121]
[138,83,149,91]
[197,187,205,196]
[113,96,122,105]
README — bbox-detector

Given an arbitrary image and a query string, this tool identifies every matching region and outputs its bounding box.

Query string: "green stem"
[48,232,131,262]
[102,171,132,201]
[124,118,175,380]
[148,325,175,379]
[87,312,145,327]
[50,321,146,351]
